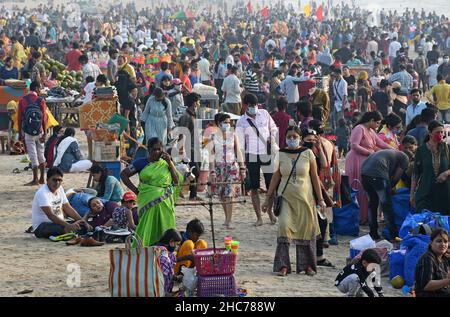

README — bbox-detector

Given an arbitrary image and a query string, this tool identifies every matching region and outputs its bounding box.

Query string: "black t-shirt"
[121,95,137,125]
[427,50,440,64]
[371,91,390,117]
[343,75,356,97]
[335,47,352,64]
[335,262,382,297]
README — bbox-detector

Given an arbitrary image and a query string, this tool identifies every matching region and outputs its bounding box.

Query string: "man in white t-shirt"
[83,74,108,104]
[32,167,91,239]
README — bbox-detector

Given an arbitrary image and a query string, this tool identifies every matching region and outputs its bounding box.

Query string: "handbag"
[109,235,165,297]
[273,149,305,216]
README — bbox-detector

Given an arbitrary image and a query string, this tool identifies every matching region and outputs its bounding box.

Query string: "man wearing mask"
[405,89,427,126]
[428,74,450,123]
[437,54,450,83]
[331,68,348,129]
[236,93,279,227]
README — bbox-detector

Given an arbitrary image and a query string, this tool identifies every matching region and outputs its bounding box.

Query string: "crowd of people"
[2,0,449,297]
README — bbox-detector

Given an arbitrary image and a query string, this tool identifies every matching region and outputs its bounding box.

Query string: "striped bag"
[109,235,165,297]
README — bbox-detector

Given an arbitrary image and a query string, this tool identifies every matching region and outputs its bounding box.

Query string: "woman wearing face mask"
[414,228,450,297]
[262,126,326,276]
[141,87,175,145]
[344,111,392,224]
[120,138,181,247]
[207,113,246,229]
[378,112,403,149]
[411,121,450,215]
[154,229,182,296]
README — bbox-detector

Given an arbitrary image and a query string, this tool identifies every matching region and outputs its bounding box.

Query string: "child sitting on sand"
[335,249,384,297]
[174,219,208,275]
[154,229,182,296]
[110,191,138,231]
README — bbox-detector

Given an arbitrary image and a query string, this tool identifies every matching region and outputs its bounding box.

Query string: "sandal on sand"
[317,259,335,267]
[277,267,288,276]
[13,168,21,174]
[305,267,316,276]
[25,226,34,234]
[49,233,76,242]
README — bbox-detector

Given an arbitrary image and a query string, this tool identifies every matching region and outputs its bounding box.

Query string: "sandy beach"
[0,128,406,297]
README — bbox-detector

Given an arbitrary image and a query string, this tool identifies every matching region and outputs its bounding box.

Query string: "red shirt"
[18,92,47,136]
[65,49,82,71]
[271,111,292,149]
[180,74,192,93]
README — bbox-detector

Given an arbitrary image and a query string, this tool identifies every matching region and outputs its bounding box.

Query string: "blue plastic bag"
[388,249,406,280]
[399,210,436,239]
[383,188,416,240]
[428,216,450,233]
[333,190,359,236]
[401,234,430,287]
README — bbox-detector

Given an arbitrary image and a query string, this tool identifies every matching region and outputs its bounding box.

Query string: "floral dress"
[210,132,241,198]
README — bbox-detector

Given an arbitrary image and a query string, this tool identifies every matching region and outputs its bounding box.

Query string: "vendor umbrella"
[171,11,186,20]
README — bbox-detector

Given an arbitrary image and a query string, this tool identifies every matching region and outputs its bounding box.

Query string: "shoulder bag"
[246,118,272,166]
[273,149,306,216]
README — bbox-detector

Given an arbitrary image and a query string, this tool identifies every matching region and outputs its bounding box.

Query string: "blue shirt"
[130,158,151,174]
[407,126,428,146]
[0,66,19,80]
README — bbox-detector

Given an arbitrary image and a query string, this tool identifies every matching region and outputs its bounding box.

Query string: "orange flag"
[261,6,269,19]
[317,5,323,21]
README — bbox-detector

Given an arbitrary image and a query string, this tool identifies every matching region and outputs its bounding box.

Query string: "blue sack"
[383,188,416,240]
[388,249,406,280]
[333,190,359,236]
[399,210,436,239]
[401,234,430,287]
[428,216,450,233]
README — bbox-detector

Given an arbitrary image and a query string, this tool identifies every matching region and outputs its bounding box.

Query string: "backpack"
[22,96,44,136]
[415,57,425,73]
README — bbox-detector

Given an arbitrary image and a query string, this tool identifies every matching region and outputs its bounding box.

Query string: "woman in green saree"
[120,138,182,246]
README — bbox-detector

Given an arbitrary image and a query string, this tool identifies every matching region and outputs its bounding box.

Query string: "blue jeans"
[361,175,398,238]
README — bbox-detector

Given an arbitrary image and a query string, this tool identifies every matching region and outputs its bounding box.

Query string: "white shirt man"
[225,54,234,66]
[265,38,277,50]
[114,34,123,48]
[198,56,212,82]
[366,40,378,57]
[134,28,146,43]
[32,184,68,231]
[427,62,439,87]
[333,74,348,112]
[82,62,102,83]
[31,170,88,239]
[406,100,427,126]
[279,75,303,104]
[221,72,243,104]
[236,108,279,156]
[389,39,402,58]
[82,30,90,43]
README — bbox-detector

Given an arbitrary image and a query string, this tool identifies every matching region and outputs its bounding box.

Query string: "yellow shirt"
[429,81,450,110]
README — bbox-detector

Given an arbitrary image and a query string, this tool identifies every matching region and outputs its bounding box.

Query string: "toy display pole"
[207,181,217,253]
